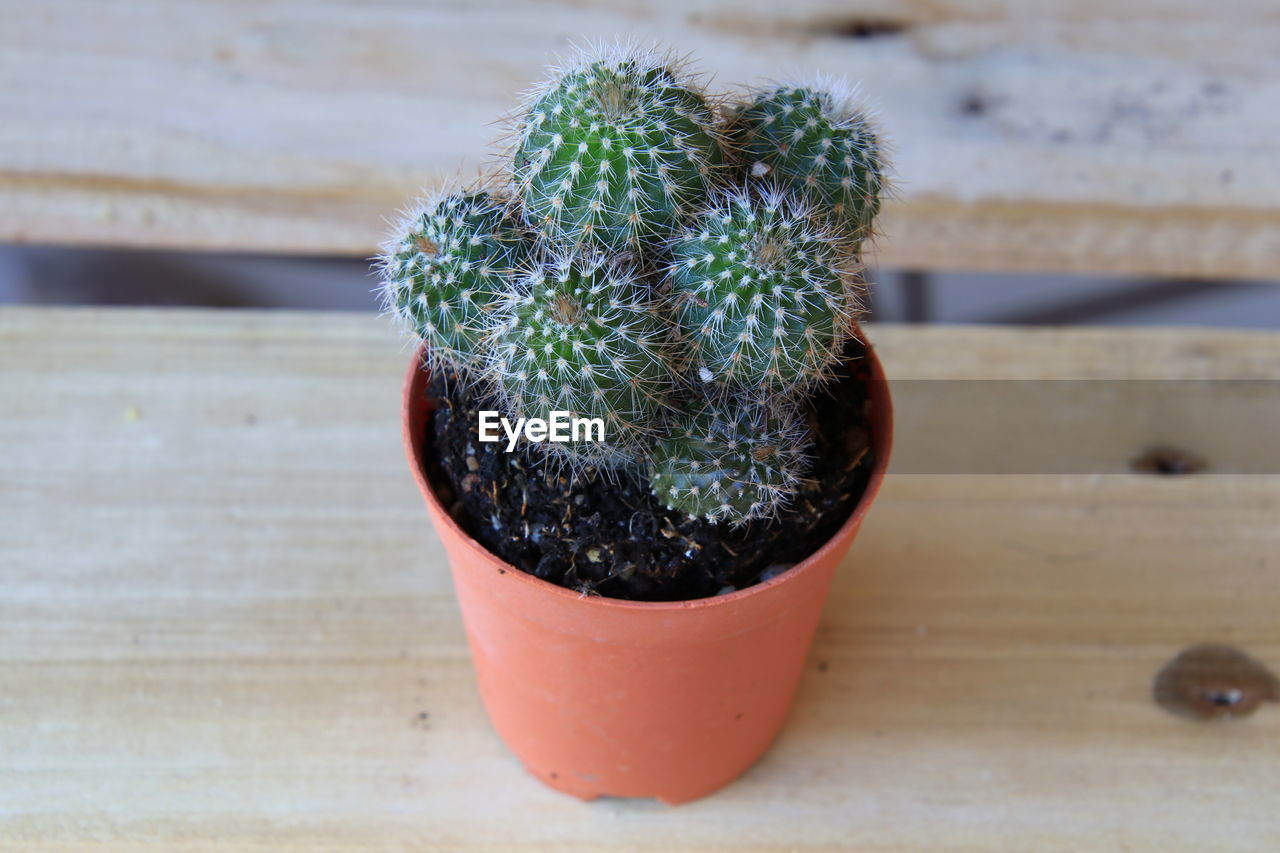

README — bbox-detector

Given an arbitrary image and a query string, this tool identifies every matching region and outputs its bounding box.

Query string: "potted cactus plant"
[381,45,892,803]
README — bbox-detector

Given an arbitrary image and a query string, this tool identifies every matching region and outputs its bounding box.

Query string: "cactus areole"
[380,44,888,601]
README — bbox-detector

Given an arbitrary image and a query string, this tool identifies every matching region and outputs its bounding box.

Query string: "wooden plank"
[2,306,1279,850]
[872,325,1280,474]
[3,0,1280,278]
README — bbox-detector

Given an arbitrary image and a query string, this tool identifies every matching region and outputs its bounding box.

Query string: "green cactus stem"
[728,83,885,246]
[379,190,529,372]
[648,396,810,524]
[668,189,861,396]
[488,252,675,466]
[514,45,724,255]
[379,51,886,530]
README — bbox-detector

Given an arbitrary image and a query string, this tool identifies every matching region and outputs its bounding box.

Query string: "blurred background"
[4,1,1278,327]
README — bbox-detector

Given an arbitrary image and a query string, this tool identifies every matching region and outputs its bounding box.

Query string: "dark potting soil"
[420,341,875,602]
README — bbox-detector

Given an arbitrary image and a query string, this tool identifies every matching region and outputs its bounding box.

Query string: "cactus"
[648,396,810,524]
[513,45,724,255]
[379,190,529,372]
[668,188,861,395]
[488,252,675,467]
[381,50,886,525]
[727,83,885,246]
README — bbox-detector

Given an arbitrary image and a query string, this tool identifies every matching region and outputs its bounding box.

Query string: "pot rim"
[401,332,893,612]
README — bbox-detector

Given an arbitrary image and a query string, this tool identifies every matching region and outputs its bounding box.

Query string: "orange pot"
[402,340,892,804]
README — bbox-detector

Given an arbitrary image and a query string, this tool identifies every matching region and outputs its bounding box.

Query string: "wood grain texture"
[2,307,1279,851]
[3,0,1280,277]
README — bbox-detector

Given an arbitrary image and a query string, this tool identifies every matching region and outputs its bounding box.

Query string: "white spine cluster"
[648,396,811,524]
[728,77,889,245]
[377,188,526,375]
[668,187,861,395]
[512,43,723,253]
[488,252,675,467]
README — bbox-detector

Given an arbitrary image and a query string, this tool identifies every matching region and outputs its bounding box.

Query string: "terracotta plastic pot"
[402,339,892,804]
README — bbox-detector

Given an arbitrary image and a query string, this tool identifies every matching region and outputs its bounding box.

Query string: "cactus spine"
[513,47,724,254]
[380,46,887,524]
[648,396,810,524]
[727,83,885,246]
[668,189,860,395]
[381,190,529,372]
[488,253,675,466]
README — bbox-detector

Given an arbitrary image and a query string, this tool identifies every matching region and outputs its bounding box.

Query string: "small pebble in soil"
[760,563,795,583]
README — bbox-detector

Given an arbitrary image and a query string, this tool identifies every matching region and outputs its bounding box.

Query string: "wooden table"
[4,307,1278,850]
[5,0,1280,846]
